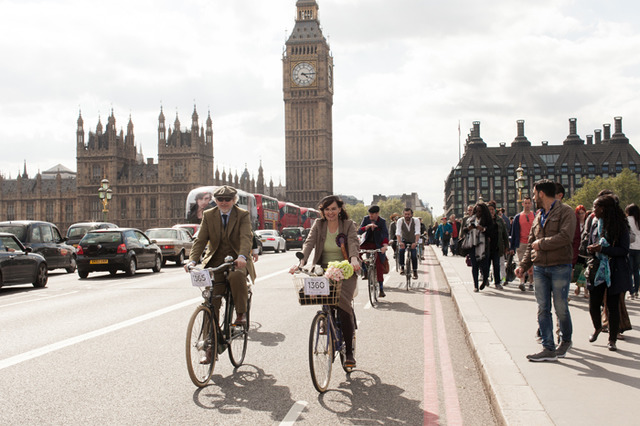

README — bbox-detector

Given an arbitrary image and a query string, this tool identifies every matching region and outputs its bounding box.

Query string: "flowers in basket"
[324,260,354,282]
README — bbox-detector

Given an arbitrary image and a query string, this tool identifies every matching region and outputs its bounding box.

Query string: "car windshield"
[82,232,122,244]
[0,225,27,241]
[256,230,276,237]
[282,229,300,238]
[146,229,178,239]
[0,235,22,252]
[67,225,93,238]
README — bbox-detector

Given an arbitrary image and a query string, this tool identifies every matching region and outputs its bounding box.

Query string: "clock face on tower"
[292,62,316,87]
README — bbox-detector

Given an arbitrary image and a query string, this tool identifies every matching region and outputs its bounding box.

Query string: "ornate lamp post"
[515,163,526,206]
[430,206,434,225]
[98,178,113,222]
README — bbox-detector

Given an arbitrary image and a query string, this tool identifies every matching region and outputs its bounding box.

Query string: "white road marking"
[0,291,79,309]
[279,400,308,426]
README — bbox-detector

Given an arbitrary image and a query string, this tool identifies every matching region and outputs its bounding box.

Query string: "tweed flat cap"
[368,205,380,213]
[213,185,237,197]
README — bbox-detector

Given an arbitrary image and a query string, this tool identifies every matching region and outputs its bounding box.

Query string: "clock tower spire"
[283,0,334,207]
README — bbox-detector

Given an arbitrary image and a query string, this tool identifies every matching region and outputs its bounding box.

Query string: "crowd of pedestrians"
[444,179,637,362]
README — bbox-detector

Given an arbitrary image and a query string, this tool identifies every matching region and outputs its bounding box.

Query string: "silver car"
[145,228,193,266]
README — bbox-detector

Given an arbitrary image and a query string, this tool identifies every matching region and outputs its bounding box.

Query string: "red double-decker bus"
[278,201,302,230]
[300,207,320,229]
[254,194,280,230]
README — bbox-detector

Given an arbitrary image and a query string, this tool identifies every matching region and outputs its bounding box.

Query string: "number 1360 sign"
[304,277,330,296]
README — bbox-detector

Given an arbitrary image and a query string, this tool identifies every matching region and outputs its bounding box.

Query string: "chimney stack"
[611,116,629,144]
[511,119,531,147]
[603,124,611,143]
[594,129,602,144]
[563,117,584,145]
[586,135,593,145]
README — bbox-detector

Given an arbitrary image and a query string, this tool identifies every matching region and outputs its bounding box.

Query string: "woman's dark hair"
[318,195,349,220]
[474,202,492,227]
[594,195,628,243]
[625,203,640,229]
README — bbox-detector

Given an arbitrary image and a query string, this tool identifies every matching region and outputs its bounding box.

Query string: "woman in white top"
[625,203,640,299]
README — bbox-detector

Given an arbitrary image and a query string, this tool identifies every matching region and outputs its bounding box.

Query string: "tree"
[567,169,640,210]
[344,203,368,223]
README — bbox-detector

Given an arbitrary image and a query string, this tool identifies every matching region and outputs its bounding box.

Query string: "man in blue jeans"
[516,179,576,362]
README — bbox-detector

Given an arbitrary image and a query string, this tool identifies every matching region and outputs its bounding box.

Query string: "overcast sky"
[2,0,640,214]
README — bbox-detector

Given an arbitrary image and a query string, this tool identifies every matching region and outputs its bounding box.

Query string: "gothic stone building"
[283,0,334,208]
[0,107,274,233]
[444,117,640,218]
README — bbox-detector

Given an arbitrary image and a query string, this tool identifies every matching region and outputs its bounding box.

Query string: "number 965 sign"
[304,277,330,296]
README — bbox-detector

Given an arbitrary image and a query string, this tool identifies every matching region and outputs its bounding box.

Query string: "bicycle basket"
[293,276,342,306]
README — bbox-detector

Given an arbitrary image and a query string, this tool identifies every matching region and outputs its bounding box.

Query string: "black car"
[0,221,76,273]
[76,228,162,278]
[282,226,305,250]
[66,222,118,247]
[0,232,48,288]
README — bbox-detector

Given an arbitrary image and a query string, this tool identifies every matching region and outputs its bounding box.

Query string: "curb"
[433,249,553,426]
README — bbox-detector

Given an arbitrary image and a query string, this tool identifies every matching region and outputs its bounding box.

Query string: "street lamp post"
[515,163,526,207]
[430,206,434,225]
[98,178,113,222]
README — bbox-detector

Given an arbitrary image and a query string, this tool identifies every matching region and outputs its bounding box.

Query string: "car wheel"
[78,269,89,279]
[161,258,167,267]
[125,258,137,276]
[32,264,48,288]
[283,242,287,252]
[109,269,118,276]
[152,255,162,273]
[176,251,185,266]
[65,256,77,273]
[259,244,263,255]
[275,245,280,254]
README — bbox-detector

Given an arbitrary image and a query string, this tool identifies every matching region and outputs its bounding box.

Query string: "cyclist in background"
[358,205,389,297]
[396,208,421,280]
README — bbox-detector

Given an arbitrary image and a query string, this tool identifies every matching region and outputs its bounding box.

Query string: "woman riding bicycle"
[289,195,361,368]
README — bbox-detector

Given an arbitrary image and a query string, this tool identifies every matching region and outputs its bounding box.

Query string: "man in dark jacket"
[358,205,389,297]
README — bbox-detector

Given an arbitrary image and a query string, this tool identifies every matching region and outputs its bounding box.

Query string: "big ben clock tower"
[283,0,334,207]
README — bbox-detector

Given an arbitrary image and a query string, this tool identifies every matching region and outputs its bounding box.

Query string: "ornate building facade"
[0,107,276,232]
[444,117,640,217]
[283,0,334,207]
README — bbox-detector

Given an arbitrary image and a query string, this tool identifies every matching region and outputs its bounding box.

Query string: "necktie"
[222,214,228,229]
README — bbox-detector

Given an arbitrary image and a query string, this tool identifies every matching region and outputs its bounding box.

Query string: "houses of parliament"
[0,106,284,232]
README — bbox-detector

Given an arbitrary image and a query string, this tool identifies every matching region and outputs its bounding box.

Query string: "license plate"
[90,259,108,264]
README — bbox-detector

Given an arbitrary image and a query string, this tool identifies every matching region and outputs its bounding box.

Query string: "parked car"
[255,229,287,253]
[0,220,76,273]
[145,228,193,266]
[172,224,200,240]
[282,226,305,250]
[66,222,118,247]
[76,228,162,278]
[0,232,48,288]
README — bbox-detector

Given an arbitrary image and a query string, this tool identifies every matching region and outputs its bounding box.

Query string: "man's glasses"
[216,197,233,202]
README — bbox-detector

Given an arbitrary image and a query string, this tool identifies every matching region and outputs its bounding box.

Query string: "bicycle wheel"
[229,291,250,367]
[185,305,216,387]
[309,312,333,393]
[368,265,378,307]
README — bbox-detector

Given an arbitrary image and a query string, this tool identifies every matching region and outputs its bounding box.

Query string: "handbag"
[381,257,390,274]
[584,256,601,287]
[505,253,516,283]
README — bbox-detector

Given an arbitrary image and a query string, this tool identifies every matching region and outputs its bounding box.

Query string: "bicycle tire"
[229,291,250,367]
[405,252,412,291]
[309,312,333,393]
[367,265,378,307]
[185,305,216,387]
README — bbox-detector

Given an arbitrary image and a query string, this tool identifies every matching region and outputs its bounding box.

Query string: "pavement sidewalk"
[432,247,640,426]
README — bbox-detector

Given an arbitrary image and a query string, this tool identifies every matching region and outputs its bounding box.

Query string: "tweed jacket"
[300,218,361,268]
[190,204,256,281]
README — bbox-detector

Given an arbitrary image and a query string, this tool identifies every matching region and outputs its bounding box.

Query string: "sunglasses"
[216,197,233,202]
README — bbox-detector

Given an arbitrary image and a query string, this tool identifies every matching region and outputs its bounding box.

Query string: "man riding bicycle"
[186,186,256,363]
[357,205,389,297]
[396,207,420,279]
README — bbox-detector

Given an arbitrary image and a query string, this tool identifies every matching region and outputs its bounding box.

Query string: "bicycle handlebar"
[187,255,235,274]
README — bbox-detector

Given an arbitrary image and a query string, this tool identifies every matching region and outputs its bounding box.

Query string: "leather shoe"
[589,328,602,343]
[412,272,418,280]
[233,313,247,326]
[607,341,617,351]
[379,289,386,298]
[344,354,356,369]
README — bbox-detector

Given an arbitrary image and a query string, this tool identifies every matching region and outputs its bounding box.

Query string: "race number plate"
[303,277,331,296]
[190,270,212,287]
